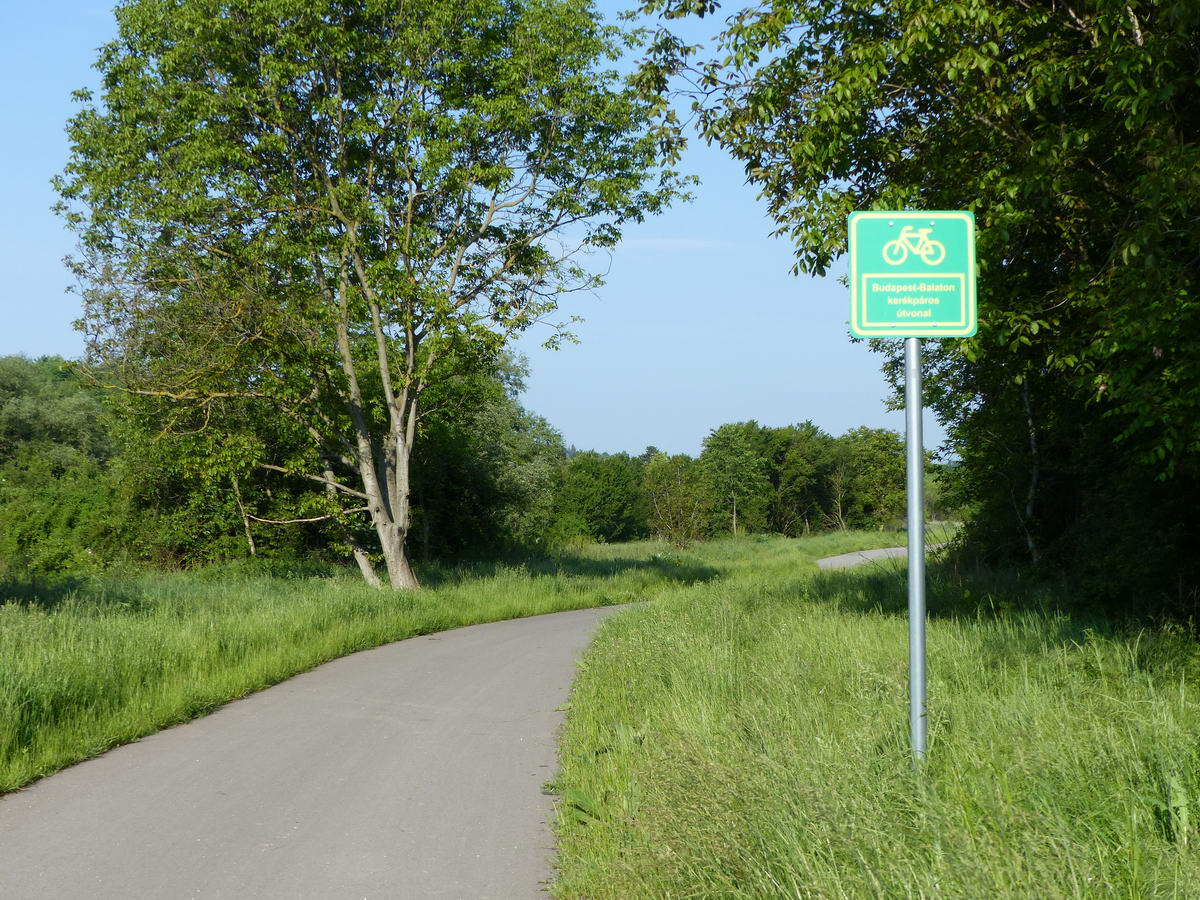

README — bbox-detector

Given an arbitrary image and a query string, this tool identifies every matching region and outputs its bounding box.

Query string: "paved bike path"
[0,605,623,900]
[816,546,908,570]
[816,544,947,571]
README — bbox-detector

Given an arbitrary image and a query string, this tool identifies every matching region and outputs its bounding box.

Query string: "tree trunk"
[1021,380,1041,565]
[826,467,849,531]
[321,461,383,587]
[330,261,421,590]
[376,518,419,590]
[231,475,256,557]
[356,441,420,590]
[349,540,383,588]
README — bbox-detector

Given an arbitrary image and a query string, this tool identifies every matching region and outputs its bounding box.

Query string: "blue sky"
[0,0,945,457]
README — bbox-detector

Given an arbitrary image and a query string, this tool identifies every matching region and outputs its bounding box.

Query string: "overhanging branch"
[259,463,370,499]
[246,507,370,525]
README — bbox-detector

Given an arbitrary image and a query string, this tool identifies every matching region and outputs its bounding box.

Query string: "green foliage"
[553,451,646,543]
[641,452,706,546]
[757,420,836,536]
[0,455,132,575]
[834,425,907,530]
[0,363,912,572]
[59,0,686,587]
[637,0,1200,604]
[625,421,912,543]
[699,421,771,535]
[925,461,967,522]
[0,357,111,463]
[412,360,566,557]
[0,354,571,574]
[0,358,134,574]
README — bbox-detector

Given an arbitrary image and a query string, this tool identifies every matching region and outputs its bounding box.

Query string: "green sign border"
[848,210,977,338]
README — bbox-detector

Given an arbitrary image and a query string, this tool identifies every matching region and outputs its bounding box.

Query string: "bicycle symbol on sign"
[882,226,946,265]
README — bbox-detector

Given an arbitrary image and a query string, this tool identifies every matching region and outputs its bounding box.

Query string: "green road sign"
[848,211,977,338]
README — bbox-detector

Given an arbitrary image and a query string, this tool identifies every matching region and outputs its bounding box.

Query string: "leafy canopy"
[58,0,686,586]
[635,0,1200,596]
[637,0,1200,468]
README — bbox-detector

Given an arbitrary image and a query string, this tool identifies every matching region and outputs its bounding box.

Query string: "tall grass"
[0,544,725,793]
[552,536,1200,898]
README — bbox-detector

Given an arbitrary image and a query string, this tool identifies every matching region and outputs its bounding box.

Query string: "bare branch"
[1060,3,1099,46]
[1126,5,1144,46]
[246,508,370,525]
[259,463,370,499]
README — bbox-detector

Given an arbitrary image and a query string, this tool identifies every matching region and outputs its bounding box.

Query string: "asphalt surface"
[816,544,947,570]
[815,546,909,570]
[0,605,623,900]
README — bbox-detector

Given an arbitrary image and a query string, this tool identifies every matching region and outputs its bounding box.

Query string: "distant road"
[0,605,623,900]
[817,546,918,570]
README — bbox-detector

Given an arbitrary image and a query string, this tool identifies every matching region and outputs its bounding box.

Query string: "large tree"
[699,421,770,535]
[554,451,646,543]
[638,0,1200,599]
[752,421,836,536]
[642,451,706,546]
[59,0,683,588]
[833,426,906,531]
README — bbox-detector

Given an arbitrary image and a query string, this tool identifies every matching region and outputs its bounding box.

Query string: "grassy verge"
[1,542,728,793]
[551,536,1200,898]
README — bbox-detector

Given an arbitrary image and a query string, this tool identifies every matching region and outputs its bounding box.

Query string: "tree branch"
[246,508,370,525]
[259,463,370,499]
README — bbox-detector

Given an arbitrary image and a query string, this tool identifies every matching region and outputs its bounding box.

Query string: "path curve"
[0,605,623,900]
[815,544,947,571]
[815,546,909,570]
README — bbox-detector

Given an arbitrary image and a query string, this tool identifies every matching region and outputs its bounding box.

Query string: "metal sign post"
[847,210,977,761]
[904,337,927,760]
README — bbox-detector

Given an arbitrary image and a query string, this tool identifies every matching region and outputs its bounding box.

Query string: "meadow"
[551,536,1200,898]
[12,527,1185,899]
[0,531,903,794]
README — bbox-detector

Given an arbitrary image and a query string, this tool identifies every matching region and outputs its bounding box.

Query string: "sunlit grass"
[552,534,1200,898]
[0,527,945,798]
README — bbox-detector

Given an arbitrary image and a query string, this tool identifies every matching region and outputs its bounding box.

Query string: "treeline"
[554,422,956,547]
[0,355,561,573]
[0,355,939,575]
